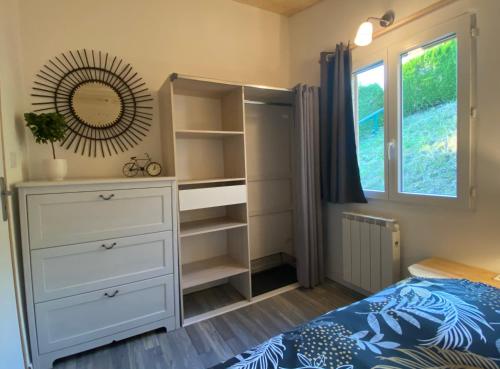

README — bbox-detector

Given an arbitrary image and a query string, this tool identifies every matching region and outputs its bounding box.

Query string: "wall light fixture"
[354,10,395,46]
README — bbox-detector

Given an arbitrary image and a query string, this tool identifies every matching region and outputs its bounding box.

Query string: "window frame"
[352,48,389,200]
[388,14,473,208]
[351,13,474,208]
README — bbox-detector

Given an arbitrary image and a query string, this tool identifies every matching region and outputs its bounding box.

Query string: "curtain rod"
[320,0,458,61]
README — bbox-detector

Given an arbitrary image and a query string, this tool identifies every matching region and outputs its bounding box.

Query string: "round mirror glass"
[72,82,122,127]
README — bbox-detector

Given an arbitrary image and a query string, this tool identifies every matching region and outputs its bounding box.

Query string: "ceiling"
[232,0,322,16]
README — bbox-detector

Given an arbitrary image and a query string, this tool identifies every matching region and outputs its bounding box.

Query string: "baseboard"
[329,276,371,296]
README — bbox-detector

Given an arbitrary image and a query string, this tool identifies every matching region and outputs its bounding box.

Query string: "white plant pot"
[44,159,68,181]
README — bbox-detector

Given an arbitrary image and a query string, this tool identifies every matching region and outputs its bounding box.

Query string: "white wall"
[0,0,26,184]
[4,0,499,354]
[1,3,289,367]
[0,0,28,367]
[18,0,290,179]
[4,1,496,367]
[290,0,500,275]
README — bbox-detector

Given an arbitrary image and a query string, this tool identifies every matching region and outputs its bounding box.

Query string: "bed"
[212,277,500,369]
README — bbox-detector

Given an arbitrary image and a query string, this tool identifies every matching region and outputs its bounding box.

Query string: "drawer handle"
[99,194,115,200]
[101,242,117,250]
[104,290,119,298]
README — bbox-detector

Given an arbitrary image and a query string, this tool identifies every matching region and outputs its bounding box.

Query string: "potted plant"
[24,112,68,180]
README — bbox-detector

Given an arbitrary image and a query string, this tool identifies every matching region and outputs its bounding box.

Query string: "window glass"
[353,63,385,192]
[400,36,458,197]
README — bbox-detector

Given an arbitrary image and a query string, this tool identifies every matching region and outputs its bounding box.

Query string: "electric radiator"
[342,212,400,294]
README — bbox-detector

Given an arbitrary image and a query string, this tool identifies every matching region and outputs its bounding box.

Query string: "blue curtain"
[320,43,367,204]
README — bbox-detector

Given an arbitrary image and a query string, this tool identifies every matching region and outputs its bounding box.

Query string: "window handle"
[387,140,395,161]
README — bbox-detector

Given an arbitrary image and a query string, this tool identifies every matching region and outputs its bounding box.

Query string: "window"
[352,14,473,206]
[400,36,458,197]
[353,62,385,193]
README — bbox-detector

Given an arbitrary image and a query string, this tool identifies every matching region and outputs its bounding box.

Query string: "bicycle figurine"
[122,153,162,177]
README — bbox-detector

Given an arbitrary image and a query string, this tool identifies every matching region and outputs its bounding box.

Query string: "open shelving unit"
[178,178,246,187]
[159,74,297,325]
[182,255,249,290]
[180,217,247,238]
[159,75,252,324]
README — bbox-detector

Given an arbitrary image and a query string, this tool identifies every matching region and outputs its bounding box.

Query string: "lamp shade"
[354,21,373,46]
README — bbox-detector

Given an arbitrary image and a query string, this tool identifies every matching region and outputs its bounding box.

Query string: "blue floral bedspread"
[212,278,500,369]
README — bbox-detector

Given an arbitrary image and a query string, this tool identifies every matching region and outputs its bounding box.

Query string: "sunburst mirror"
[31,49,153,157]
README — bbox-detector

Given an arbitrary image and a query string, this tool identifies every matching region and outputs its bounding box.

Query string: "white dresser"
[17,178,180,369]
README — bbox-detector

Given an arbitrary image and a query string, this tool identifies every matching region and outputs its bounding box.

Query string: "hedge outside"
[402,37,457,116]
[357,37,457,121]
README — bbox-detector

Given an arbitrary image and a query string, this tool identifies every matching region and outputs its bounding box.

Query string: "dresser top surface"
[17,176,176,188]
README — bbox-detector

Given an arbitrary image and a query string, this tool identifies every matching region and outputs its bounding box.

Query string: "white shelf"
[182,256,248,290]
[180,217,247,238]
[172,75,241,98]
[183,300,249,326]
[249,207,293,217]
[178,177,246,186]
[176,129,244,139]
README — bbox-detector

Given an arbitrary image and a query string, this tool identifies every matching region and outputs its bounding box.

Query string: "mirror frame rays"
[31,49,153,157]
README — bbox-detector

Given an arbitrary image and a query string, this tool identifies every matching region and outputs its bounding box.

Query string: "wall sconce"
[354,10,395,46]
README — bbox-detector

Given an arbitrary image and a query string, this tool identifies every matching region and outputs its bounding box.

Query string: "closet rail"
[244,99,293,107]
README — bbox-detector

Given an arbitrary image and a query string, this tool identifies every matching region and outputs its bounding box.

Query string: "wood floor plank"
[294,288,331,314]
[258,294,306,327]
[109,341,132,369]
[185,320,234,367]
[140,346,165,369]
[231,308,270,342]
[157,329,204,369]
[222,336,248,357]
[209,314,235,341]
[275,291,320,321]
[54,280,360,369]
[218,311,261,349]
[244,303,285,337]
[209,314,249,355]
[129,337,149,369]
[184,283,245,319]
[253,301,293,332]
[322,280,362,303]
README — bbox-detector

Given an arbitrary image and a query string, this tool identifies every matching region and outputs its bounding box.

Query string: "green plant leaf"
[24,112,67,144]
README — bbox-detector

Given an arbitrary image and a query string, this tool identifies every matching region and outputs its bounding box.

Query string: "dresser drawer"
[31,232,174,302]
[27,187,172,249]
[179,185,247,211]
[35,275,174,354]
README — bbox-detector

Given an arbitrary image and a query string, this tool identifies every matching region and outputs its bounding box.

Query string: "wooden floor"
[184,283,245,320]
[54,280,361,369]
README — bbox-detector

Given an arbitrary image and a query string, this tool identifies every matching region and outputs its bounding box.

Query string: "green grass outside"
[358,101,457,196]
